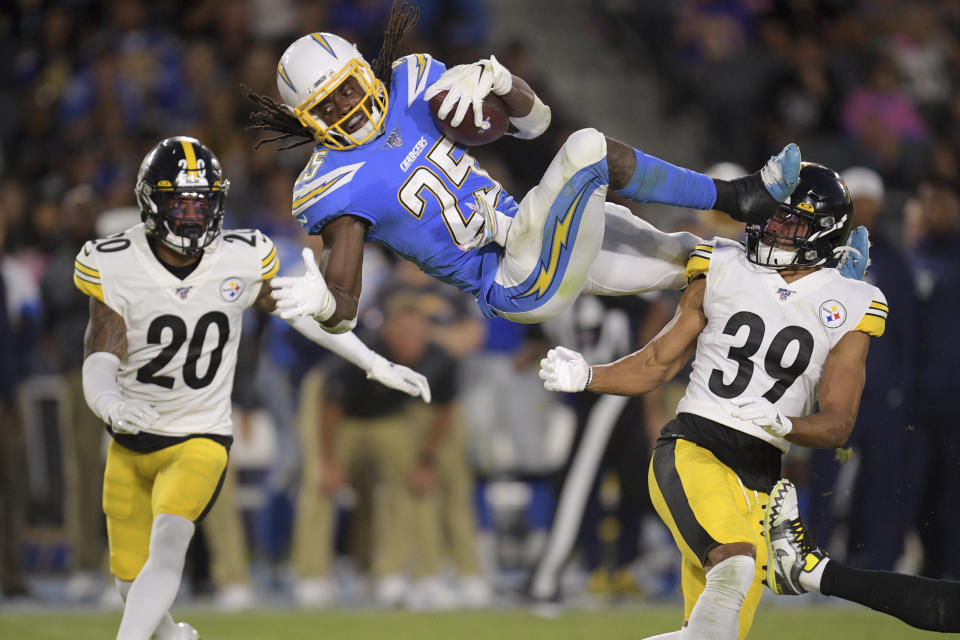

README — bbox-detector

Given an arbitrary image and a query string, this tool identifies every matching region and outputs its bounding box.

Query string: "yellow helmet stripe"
[311,33,337,57]
[277,62,296,92]
[180,139,199,176]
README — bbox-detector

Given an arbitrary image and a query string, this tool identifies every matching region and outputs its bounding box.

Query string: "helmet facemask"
[746,163,854,270]
[292,58,388,150]
[153,190,225,257]
[748,205,817,268]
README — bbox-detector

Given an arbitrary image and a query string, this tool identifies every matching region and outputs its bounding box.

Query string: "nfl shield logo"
[175,286,192,300]
[776,287,796,302]
[384,128,403,148]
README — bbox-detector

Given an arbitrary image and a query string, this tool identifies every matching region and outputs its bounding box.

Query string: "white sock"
[798,556,829,594]
[116,578,132,600]
[685,555,755,640]
[115,514,195,640]
[642,631,686,639]
[116,578,179,640]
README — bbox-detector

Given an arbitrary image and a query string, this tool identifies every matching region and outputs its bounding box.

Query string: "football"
[428,91,509,146]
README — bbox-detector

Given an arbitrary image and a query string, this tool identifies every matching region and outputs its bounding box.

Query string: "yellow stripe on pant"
[102,437,228,581]
[648,438,769,640]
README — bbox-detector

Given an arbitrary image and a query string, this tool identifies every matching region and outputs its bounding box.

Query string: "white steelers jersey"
[73,224,279,437]
[675,238,887,452]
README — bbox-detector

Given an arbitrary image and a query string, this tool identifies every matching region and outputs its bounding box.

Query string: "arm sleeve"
[82,351,123,425]
[685,240,716,283]
[73,241,105,303]
[256,231,280,280]
[285,315,376,371]
[853,289,888,337]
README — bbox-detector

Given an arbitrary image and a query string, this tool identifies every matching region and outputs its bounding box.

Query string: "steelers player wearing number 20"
[74,137,430,640]
[538,164,888,640]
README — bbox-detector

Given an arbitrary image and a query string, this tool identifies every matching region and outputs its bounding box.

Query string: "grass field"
[1,605,952,640]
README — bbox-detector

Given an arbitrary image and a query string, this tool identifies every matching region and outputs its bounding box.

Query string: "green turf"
[1,605,952,640]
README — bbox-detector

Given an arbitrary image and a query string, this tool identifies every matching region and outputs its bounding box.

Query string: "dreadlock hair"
[371,2,420,85]
[245,2,420,152]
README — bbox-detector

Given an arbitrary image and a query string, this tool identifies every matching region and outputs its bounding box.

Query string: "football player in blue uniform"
[249,4,801,332]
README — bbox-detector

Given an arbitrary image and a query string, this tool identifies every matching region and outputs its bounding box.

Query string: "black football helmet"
[135,136,230,257]
[745,162,853,269]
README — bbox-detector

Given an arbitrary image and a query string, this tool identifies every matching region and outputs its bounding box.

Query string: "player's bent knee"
[149,513,196,559]
[561,128,606,169]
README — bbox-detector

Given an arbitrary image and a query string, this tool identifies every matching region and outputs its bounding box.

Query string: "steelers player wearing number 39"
[538,164,887,640]
[75,137,430,640]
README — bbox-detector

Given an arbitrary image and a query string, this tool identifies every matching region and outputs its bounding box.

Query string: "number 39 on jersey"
[676,238,887,449]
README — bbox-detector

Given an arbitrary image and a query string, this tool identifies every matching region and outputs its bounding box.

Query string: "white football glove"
[456,192,500,251]
[424,55,512,128]
[270,248,337,322]
[105,399,159,435]
[368,355,432,403]
[729,396,793,437]
[539,346,592,392]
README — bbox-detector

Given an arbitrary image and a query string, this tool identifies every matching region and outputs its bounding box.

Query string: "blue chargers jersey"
[292,54,519,317]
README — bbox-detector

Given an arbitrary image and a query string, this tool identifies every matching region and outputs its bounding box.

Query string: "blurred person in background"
[254,6,803,335]
[910,174,960,581]
[528,293,663,605]
[295,293,457,609]
[41,184,110,603]
[378,262,491,608]
[841,52,930,188]
[75,136,428,639]
[808,167,920,572]
[0,217,29,601]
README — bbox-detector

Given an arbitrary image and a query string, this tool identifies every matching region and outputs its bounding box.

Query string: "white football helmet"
[277,33,388,150]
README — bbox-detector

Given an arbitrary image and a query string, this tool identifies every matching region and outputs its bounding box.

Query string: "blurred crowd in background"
[1,0,959,613]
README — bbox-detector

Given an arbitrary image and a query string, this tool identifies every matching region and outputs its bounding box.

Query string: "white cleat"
[175,621,199,640]
[763,479,828,596]
[293,577,335,609]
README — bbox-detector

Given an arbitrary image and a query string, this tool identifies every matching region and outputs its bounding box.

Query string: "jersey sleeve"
[391,53,446,106]
[73,241,105,302]
[292,157,368,233]
[854,289,888,337]
[685,240,716,283]
[256,230,280,280]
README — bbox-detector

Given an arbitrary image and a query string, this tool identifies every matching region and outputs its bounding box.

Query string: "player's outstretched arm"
[540,278,706,395]
[81,298,158,434]
[259,280,431,403]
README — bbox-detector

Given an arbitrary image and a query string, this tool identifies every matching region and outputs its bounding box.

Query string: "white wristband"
[508,94,551,140]
[311,288,337,323]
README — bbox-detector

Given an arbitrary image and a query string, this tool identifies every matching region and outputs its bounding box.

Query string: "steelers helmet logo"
[819,299,846,328]
[220,277,245,302]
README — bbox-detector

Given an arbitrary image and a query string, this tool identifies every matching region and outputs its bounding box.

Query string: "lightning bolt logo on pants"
[519,190,584,299]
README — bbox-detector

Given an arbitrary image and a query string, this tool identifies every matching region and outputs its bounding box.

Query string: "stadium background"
[1,1,957,638]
